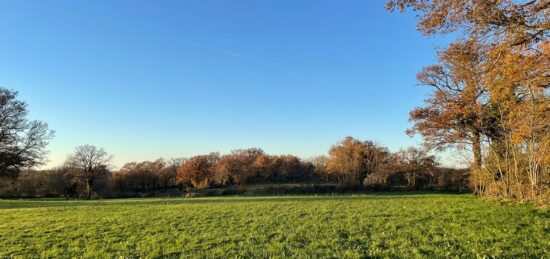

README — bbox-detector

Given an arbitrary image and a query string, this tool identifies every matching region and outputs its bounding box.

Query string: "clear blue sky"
[0,0,461,168]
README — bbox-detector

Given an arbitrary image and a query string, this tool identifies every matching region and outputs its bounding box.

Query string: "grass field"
[0,193,548,258]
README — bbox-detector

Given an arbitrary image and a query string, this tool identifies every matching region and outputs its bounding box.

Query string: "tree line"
[0,140,469,199]
[0,89,468,198]
[387,0,549,204]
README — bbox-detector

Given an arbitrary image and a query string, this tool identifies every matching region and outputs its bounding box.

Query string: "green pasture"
[0,193,548,258]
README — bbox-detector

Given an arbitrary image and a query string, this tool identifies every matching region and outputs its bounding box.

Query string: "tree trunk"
[472,132,484,195]
[86,176,93,199]
[472,132,483,170]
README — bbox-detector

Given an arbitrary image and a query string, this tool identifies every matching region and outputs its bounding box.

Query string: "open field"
[0,193,548,258]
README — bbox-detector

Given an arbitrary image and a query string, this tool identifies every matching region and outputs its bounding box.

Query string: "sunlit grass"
[0,193,548,257]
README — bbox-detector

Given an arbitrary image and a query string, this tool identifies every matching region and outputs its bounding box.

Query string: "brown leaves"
[386,0,548,46]
[408,41,486,151]
[327,136,390,187]
[176,153,218,189]
[389,0,550,201]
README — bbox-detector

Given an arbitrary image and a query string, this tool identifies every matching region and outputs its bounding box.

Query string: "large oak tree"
[387,0,549,200]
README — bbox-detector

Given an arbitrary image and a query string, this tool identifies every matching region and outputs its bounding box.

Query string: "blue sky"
[0,0,462,168]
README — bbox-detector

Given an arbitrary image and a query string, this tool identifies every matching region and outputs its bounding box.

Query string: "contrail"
[181,39,342,88]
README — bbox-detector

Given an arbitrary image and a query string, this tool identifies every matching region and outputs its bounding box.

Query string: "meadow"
[0,193,548,258]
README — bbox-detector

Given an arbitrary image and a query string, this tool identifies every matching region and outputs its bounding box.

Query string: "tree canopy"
[0,88,54,176]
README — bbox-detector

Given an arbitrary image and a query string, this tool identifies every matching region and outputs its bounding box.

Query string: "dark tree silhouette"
[66,145,112,199]
[0,88,54,176]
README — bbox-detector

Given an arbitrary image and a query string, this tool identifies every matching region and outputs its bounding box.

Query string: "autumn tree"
[268,155,314,183]
[387,0,550,202]
[309,155,330,183]
[214,148,264,187]
[254,154,273,181]
[392,147,438,189]
[364,147,438,190]
[386,0,548,48]
[327,136,390,188]
[157,158,183,190]
[114,159,165,192]
[0,88,54,177]
[66,145,112,199]
[407,40,489,193]
[481,41,550,199]
[176,153,219,190]
[214,154,251,185]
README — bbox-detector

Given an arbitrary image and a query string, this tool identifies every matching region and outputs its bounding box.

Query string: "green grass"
[0,193,548,258]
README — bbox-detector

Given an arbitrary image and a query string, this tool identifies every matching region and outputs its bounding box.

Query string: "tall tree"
[327,136,389,187]
[387,0,550,201]
[66,145,112,199]
[0,88,54,176]
[407,40,489,193]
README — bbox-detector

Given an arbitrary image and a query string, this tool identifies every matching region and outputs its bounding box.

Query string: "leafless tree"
[0,88,54,177]
[66,145,112,199]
